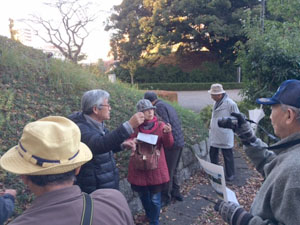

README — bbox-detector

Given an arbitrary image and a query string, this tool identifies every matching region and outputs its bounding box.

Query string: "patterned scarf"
[139,116,159,134]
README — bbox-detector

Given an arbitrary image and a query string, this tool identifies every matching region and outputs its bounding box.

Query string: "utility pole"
[260,0,266,34]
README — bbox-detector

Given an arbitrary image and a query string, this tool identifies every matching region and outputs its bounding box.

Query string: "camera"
[217,116,239,130]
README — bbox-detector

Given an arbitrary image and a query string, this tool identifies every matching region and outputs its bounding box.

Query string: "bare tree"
[26,0,100,64]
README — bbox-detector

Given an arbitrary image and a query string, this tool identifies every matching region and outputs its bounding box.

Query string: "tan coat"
[9,186,134,225]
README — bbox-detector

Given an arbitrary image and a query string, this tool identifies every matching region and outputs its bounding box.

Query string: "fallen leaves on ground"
[192,147,263,224]
[133,146,263,225]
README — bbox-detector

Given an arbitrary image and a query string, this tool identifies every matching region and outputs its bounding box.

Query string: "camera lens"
[217,116,238,130]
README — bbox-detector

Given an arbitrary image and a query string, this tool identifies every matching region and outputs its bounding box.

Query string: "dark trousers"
[163,146,183,200]
[209,146,235,178]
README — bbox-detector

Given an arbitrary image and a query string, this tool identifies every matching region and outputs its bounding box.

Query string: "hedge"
[138,82,244,91]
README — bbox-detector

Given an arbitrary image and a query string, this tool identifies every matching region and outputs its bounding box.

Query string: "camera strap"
[266,138,300,150]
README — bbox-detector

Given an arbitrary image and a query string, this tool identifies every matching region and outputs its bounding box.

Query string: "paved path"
[177,90,243,113]
[160,150,253,225]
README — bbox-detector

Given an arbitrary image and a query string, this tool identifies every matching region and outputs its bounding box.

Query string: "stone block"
[119,178,134,201]
[199,140,208,157]
[177,157,184,170]
[188,162,201,175]
[128,197,143,215]
[191,143,201,157]
[178,167,192,183]
[181,147,196,167]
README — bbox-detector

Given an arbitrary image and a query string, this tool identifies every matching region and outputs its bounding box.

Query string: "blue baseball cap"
[256,79,300,108]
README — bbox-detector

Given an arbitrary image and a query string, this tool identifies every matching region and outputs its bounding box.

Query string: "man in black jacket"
[144,91,185,205]
[69,89,144,193]
[0,189,16,225]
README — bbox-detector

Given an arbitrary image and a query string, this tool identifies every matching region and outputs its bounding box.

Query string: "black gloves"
[231,112,257,145]
[214,200,253,225]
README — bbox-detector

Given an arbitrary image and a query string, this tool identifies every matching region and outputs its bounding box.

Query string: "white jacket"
[209,94,239,149]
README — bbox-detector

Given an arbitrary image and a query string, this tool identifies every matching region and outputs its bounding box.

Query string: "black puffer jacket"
[69,112,131,193]
[154,100,185,148]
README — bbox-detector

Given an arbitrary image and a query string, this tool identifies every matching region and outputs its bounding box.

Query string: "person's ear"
[21,175,30,185]
[286,108,296,124]
[75,167,81,175]
[92,106,98,114]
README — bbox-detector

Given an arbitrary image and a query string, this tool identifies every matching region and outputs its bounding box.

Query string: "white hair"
[280,104,300,123]
[81,89,110,114]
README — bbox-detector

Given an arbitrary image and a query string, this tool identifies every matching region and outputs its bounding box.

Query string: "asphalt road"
[177,89,243,113]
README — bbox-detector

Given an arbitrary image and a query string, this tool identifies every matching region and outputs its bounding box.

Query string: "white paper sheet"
[195,155,228,201]
[226,187,239,205]
[137,132,158,145]
[248,106,265,133]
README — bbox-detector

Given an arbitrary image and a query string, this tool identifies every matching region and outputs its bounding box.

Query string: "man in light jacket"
[208,83,240,182]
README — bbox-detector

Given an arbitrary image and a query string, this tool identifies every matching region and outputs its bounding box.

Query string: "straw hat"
[208,83,226,95]
[0,116,92,175]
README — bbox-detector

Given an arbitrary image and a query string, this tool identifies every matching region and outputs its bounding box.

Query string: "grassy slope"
[0,36,207,216]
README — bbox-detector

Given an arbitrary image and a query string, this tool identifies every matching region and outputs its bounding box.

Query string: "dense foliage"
[115,62,237,83]
[237,0,300,101]
[107,0,261,63]
[235,0,300,138]
[106,0,261,83]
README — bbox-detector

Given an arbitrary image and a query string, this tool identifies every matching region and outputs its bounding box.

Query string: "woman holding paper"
[127,99,174,225]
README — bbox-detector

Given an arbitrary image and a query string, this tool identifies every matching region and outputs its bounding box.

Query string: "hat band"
[18,142,79,168]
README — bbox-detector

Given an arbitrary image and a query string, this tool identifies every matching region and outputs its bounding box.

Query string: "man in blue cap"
[214,79,300,225]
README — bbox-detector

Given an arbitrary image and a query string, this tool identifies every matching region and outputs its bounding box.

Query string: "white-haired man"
[69,89,144,193]
[215,79,300,225]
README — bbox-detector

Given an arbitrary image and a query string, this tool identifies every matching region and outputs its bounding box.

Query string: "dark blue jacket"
[69,112,131,193]
[154,100,185,148]
[0,194,15,225]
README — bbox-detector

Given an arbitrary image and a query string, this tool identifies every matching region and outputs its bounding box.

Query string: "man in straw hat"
[214,79,300,224]
[208,83,240,182]
[0,116,134,225]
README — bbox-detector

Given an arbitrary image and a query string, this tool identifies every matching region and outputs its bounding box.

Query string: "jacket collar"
[214,93,227,110]
[270,132,300,155]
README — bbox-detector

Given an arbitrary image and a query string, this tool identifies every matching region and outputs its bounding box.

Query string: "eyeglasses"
[98,104,111,108]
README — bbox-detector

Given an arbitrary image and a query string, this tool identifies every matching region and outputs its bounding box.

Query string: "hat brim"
[0,142,92,175]
[256,97,279,105]
[140,106,156,112]
[208,90,226,95]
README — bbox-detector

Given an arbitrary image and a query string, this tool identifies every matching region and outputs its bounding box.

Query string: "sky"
[0,0,122,62]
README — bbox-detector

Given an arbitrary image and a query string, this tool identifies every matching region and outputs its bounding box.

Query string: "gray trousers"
[163,146,183,200]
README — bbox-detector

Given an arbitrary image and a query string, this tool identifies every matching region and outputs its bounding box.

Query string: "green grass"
[0,35,207,218]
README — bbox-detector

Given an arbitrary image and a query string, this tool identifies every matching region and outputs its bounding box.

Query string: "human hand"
[122,139,136,151]
[129,112,145,129]
[4,189,17,198]
[163,123,172,133]
[214,200,253,225]
[231,112,257,145]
